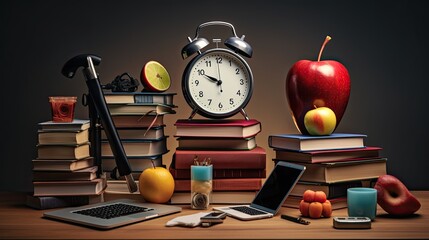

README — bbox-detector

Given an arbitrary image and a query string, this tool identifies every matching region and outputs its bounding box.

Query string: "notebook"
[43,199,181,229]
[213,161,306,220]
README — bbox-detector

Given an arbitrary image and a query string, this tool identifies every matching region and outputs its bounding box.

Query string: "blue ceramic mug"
[347,187,377,220]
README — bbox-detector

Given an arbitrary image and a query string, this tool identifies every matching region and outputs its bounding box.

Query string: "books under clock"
[33,166,98,181]
[103,91,176,105]
[25,194,103,210]
[111,115,164,128]
[177,137,257,150]
[171,147,266,170]
[101,137,168,157]
[107,103,176,115]
[174,119,261,138]
[174,178,262,192]
[274,158,387,184]
[38,129,89,145]
[170,168,266,179]
[32,157,94,171]
[101,126,165,140]
[268,133,366,151]
[274,146,382,164]
[38,119,90,131]
[33,177,107,196]
[170,191,256,205]
[37,143,90,160]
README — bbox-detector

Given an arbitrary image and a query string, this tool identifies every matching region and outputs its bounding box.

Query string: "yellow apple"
[139,165,175,203]
[304,107,337,135]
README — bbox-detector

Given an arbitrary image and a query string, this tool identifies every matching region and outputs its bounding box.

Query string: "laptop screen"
[251,161,305,213]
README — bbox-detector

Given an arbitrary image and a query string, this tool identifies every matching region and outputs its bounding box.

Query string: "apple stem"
[317,36,332,62]
[150,160,156,169]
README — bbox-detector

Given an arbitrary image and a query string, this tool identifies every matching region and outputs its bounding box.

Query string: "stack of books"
[102,91,176,198]
[268,133,387,210]
[169,118,266,204]
[27,119,105,210]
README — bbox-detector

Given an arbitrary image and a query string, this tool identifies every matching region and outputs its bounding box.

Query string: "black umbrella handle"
[62,54,137,193]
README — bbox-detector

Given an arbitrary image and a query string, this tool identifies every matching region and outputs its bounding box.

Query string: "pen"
[281,214,310,225]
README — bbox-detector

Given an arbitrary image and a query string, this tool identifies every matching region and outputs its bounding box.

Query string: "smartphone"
[333,217,371,229]
[200,211,227,223]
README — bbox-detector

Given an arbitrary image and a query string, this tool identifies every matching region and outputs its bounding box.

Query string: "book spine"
[169,168,266,179]
[174,178,262,192]
[173,147,266,169]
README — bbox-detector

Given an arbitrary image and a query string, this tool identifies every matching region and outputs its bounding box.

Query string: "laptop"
[214,161,305,220]
[43,198,181,229]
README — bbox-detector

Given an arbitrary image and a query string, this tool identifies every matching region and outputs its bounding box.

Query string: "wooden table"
[1,191,428,239]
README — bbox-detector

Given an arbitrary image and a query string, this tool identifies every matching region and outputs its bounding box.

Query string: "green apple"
[304,107,337,135]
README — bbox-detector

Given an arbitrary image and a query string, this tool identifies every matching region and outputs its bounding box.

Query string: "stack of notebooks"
[27,119,105,210]
[268,133,386,210]
[102,91,176,199]
[169,118,266,204]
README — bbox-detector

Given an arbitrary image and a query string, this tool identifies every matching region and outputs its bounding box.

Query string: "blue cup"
[347,187,377,220]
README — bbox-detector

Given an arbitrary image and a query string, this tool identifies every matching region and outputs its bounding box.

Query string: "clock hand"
[216,60,223,93]
[203,74,223,93]
[203,74,219,83]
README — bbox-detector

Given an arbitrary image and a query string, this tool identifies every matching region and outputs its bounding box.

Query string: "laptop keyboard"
[231,206,267,215]
[73,203,154,219]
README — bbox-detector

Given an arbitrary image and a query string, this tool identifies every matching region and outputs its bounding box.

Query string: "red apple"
[304,107,337,135]
[314,191,327,203]
[286,36,351,135]
[303,189,316,202]
[374,174,421,216]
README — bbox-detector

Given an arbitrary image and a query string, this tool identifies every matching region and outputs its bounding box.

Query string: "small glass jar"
[190,165,212,209]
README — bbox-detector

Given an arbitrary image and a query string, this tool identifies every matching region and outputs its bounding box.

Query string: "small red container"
[49,96,77,122]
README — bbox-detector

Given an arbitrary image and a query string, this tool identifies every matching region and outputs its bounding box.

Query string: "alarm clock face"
[182,48,253,118]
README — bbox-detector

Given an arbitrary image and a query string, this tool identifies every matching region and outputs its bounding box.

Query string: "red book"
[174,119,261,138]
[169,168,266,179]
[174,178,262,192]
[274,146,382,163]
[171,147,266,169]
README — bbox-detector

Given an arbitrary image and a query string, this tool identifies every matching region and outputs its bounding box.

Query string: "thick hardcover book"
[283,196,347,210]
[38,129,89,145]
[103,92,176,105]
[171,147,266,170]
[274,158,387,183]
[289,179,377,199]
[25,194,103,210]
[101,137,168,157]
[170,191,256,205]
[32,157,94,171]
[107,103,176,115]
[274,146,382,163]
[174,119,261,138]
[102,155,163,172]
[33,166,98,181]
[176,137,257,150]
[101,126,165,140]
[38,119,90,131]
[268,133,366,151]
[111,115,164,128]
[33,177,107,196]
[174,178,262,192]
[37,143,90,160]
[169,168,266,179]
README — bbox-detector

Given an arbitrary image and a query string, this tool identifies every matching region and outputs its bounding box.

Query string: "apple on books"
[286,36,350,135]
[374,174,421,216]
[304,106,337,136]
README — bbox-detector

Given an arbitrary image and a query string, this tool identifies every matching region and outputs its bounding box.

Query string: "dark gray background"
[1,0,428,191]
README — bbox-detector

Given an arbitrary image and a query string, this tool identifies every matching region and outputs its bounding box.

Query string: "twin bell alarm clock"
[181,21,254,120]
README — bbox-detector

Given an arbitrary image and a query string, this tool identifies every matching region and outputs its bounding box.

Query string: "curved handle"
[193,21,238,40]
[61,54,101,79]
